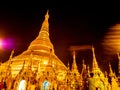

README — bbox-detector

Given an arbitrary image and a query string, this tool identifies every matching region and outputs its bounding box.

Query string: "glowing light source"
[43,61,48,65]
[0,38,15,50]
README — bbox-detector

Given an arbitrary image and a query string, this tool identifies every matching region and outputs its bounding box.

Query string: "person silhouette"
[87,73,96,90]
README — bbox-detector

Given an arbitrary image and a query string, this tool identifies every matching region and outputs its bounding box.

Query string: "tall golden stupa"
[0,11,69,90]
[10,10,67,79]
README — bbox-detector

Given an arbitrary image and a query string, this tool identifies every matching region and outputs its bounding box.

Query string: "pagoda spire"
[5,49,14,78]
[9,49,15,61]
[81,59,86,75]
[28,10,54,53]
[109,63,114,77]
[7,49,14,70]
[87,65,90,77]
[39,10,49,33]
[71,50,80,78]
[71,50,78,72]
[7,49,14,67]
[92,46,99,73]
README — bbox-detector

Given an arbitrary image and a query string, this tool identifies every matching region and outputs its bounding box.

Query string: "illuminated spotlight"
[0,38,15,50]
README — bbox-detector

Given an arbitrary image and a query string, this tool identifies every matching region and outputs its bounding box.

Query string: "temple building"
[0,10,120,90]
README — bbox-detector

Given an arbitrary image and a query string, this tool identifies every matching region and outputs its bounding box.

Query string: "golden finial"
[45,10,49,19]
[92,44,94,53]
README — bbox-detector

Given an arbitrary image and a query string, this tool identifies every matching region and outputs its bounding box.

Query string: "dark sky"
[0,1,120,74]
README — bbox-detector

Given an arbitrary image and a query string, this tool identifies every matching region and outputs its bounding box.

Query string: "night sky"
[0,1,120,74]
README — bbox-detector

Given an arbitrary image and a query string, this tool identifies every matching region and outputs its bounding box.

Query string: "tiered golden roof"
[1,11,67,81]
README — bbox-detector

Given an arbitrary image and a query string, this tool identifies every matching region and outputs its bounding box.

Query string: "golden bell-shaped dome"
[2,11,67,81]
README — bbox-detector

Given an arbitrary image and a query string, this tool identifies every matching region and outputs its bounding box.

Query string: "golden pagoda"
[11,10,67,79]
[0,10,68,90]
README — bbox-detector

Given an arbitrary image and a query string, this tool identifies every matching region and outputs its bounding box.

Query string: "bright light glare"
[44,61,48,65]
[0,38,15,50]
